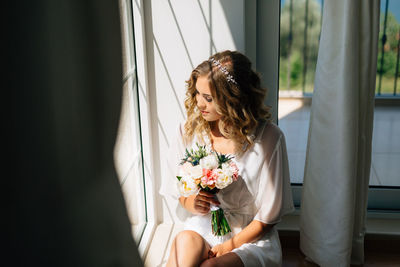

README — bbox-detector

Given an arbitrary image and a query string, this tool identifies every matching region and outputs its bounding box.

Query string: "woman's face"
[195,75,222,122]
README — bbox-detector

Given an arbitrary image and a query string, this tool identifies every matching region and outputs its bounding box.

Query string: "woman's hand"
[193,190,220,215]
[179,190,220,215]
[210,241,234,257]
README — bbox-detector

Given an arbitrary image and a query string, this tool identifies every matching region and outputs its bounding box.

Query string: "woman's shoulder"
[251,120,286,157]
[254,120,284,143]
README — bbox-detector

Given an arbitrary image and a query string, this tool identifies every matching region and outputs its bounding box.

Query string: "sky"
[280,0,400,23]
[381,0,400,23]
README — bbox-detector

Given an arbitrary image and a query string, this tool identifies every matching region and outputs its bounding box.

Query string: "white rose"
[200,154,219,169]
[178,176,199,197]
[188,164,203,179]
[177,164,187,178]
[180,162,192,175]
[215,169,233,189]
[178,163,202,179]
[221,162,233,177]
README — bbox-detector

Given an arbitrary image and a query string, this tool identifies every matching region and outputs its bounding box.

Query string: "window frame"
[120,0,157,257]
[277,0,400,220]
[131,0,158,256]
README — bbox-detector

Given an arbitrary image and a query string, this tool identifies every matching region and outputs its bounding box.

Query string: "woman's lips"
[201,111,209,114]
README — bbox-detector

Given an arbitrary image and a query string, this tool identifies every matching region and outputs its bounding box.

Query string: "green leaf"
[179,143,208,166]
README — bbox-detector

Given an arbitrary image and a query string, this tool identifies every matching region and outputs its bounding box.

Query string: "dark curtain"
[6,1,143,266]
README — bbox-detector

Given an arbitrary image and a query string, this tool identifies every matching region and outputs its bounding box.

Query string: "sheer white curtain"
[299,0,380,266]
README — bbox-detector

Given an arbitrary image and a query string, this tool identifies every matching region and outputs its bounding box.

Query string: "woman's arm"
[179,191,220,215]
[211,220,275,257]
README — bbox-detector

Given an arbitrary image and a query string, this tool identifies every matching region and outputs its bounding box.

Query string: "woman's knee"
[170,230,209,264]
[174,230,204,246]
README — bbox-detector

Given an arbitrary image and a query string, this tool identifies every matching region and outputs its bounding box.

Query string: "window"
[116,0,147,242]
[115,0,156,256]
[278,0,323,207]
[369,0,400,211]
[279,0,400,210]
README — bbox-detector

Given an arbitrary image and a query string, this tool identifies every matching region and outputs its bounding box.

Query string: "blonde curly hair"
[184,50,271,154]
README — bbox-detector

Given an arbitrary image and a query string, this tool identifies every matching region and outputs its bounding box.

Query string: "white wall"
[143,0,245,223]
[136,0,280,224]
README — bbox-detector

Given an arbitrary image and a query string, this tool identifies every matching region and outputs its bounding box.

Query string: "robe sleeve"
[253,131,295,224]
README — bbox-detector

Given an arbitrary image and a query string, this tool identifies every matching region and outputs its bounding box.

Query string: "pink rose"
[201,168,217,187]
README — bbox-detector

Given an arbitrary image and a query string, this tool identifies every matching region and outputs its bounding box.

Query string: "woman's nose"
[197,96,206,109]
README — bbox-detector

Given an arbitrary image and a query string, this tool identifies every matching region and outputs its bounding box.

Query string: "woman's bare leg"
[166,230,211,267]
[199,252,244,267]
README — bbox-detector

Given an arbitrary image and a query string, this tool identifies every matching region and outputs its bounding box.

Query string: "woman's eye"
[205,97,212,103]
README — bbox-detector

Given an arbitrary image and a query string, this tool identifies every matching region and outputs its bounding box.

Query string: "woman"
[161,50,294,266]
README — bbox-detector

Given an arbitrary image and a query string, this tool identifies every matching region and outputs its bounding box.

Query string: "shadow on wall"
[7,1,143,266]
[142,0,246,224]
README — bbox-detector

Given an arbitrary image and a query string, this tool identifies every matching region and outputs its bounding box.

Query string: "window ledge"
[144,223,183,267]
[277,210,400,235]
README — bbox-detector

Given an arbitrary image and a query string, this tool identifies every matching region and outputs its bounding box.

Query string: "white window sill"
[144,223,183,267]
[276,210,400,235]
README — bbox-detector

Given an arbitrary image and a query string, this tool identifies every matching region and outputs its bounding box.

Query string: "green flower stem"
[211,208,231,236]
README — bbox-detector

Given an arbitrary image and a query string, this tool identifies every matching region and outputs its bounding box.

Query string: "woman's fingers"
[194,205,209,214]
[210,198,221,206]
[194,198,209,214]
[195,197,210,208]
[198,190,218,197]
[195,196,219,209]
[193,191,221,214]
[208,249,216,259]
[198,191,221,205]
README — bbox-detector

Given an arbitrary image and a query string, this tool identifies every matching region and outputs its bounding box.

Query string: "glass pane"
[376,0,400,96]
[278,0,322,184]
[371,0,400,188]
[370,105,400,187]
[279,0,400,190]
[114,0,147,243]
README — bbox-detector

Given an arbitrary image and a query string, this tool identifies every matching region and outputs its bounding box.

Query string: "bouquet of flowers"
[176,143,239,236]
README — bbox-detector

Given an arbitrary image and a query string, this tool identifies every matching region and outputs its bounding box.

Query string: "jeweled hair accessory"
[209,58,238,85]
